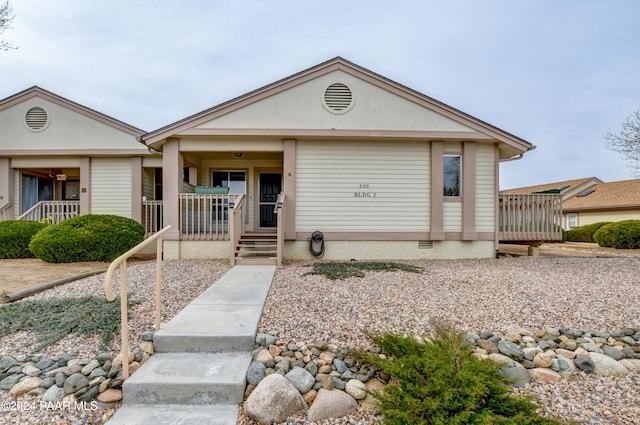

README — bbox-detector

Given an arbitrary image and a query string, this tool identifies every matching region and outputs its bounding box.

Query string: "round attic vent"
[323,83,354,114]
[25,107,49,131]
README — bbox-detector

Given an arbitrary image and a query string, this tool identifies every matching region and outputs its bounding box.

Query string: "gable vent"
[323,83,353,113]
[25,107,49,131]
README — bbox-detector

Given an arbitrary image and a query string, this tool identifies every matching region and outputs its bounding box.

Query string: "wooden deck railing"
[498,193,562,241]
[275,192,285,267]
[104,225,171,380]
[142,200,164,237]
[229,194,246,265]
[17,200,80,223]
[179,193,236,240]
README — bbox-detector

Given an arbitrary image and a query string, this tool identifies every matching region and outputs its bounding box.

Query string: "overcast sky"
[2,0,639,189]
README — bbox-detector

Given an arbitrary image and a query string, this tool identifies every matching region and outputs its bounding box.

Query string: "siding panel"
[91,158,132,217]
[296,141,429,232]
[475,144,495,232]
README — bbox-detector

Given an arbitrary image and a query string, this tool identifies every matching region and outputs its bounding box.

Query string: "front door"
[258,173,281,228]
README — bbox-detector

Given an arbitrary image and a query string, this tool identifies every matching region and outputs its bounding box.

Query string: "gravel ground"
[241,256,640,425]
[2,256,639,424]
[0,259,231,424]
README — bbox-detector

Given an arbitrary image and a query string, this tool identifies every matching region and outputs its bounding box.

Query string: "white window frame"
[566,213,577,229]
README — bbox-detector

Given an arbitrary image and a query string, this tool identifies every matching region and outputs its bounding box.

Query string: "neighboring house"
[502,178,640,229]
[0,86,159,223]
[1,57,555,262]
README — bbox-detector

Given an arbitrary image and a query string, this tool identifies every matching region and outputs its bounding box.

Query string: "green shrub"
[593,220,640,249]
[362,321,564,425]
[0,220,48,259]
[29,214,145,263]
[565,222,612,243]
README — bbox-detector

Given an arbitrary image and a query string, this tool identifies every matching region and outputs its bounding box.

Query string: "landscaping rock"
[285,367,315,394]
[590,353,629,376]
[9,376,42,396]
[244,373,307,425]
[246,361,266,386]
[529,367,562,383]
[498,367,530,388]
[42,385,66,402]
[307,388,358,422]
[345,379,367,400]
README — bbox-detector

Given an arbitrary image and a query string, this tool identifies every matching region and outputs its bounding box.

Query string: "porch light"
[234,152,243,158]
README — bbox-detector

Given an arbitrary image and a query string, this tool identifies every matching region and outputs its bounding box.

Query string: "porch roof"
[141,57,535,159]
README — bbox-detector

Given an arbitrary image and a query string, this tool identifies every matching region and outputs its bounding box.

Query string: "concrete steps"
[107,265,276,425]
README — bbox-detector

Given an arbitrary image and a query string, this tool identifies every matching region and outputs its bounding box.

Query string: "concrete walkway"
[107,265,276,425]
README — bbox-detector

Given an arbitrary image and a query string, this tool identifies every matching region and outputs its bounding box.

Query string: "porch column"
[131,157,143,223]
[79,157,91,215]
[163,138,182,240]
[462,141,477,240]
[0,157,15,219]
[283,139,296,239]
[430,141,445,240]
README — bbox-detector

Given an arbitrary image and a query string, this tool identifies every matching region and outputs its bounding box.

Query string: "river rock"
[285,367,315,394]
[590,353,629,376]
[618,359,640,372]
[533,353,553,368]
[9,376,42,396]
[42,385,66,402]
[601,346,625,361]
[498,367,530,387]
[244,373,307,425]
[497,340,524,361]
[247,361,266,386]
[345,379,367,400]
[308,388,358,422]
[64,373,89,394]
[529,367,562,383]
[97,388,122,403]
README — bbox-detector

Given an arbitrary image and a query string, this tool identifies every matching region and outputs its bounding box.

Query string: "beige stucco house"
[2,57,549,263]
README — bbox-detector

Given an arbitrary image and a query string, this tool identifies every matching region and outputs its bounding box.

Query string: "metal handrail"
[274,192,285,267]
[104,225,171,379]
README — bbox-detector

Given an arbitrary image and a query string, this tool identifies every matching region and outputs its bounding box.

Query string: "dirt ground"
[0,243,637,301]
[0,256,152,300]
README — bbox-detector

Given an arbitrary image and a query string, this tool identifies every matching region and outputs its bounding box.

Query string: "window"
[566,214,577,229]
[212,170,246,194]
[443,155,461,197]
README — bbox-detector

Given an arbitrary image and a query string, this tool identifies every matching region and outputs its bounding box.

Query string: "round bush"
[29,214,145,263]
[593,220,640,249]
[0,220,48,259]
[565,221,612,243]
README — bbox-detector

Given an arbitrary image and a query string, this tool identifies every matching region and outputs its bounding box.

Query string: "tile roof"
[563,179,640,211]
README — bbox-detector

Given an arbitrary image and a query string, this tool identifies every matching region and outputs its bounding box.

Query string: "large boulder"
[590,353,629,377]
[307,388,358,422]
[244,373,307,425]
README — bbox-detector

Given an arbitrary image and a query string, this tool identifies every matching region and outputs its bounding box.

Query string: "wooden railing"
[498,193,562,241]
[229,194,246,265]
[0,202,12,221]
[104,225,171,380]
[275,192,285,267]
[142,200,164,237]
[17,200,80,223]
[179,193,236,240]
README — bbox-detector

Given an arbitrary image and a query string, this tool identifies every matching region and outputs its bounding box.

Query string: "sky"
[1,0,639,189]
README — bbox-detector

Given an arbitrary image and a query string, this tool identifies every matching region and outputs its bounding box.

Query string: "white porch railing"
[142,200,164,237]
[229,194,247,265]
[104,225,171,380]
[0,202,12,221]
[498,193,563,241]
[17,200,80,223]
[179,193,236,240]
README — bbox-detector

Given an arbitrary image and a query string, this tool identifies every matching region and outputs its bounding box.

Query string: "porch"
[498,193,563,243]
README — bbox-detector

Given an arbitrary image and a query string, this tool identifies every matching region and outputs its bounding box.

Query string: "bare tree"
[1,1,16,51]
[605,109,640,177]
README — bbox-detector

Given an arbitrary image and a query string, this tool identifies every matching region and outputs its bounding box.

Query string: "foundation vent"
[418,241,433,249]
[25,107,49,131]
[323,83,353,113]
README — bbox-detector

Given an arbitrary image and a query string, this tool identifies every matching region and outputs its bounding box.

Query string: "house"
[502,178,640,229]
[0,86,159,223]
[2,57,555,263]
